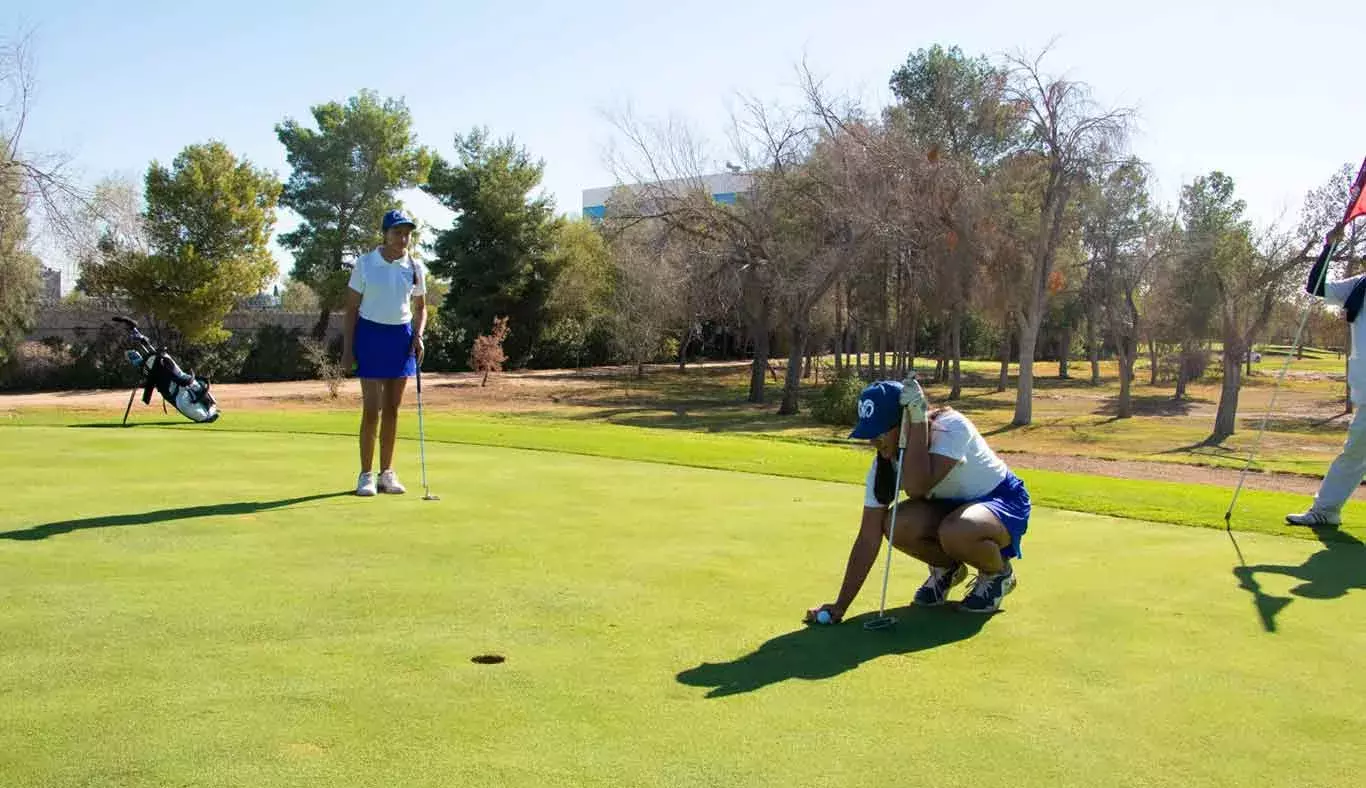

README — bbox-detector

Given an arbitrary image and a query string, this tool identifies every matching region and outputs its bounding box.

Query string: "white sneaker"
[1285,509,1340,527]
[378,469,406,494]
[356,471,377,497]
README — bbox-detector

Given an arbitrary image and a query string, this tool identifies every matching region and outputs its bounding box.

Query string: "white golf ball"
[816,610,832,624]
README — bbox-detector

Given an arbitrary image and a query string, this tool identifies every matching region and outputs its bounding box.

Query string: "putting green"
[1,424,1363,787]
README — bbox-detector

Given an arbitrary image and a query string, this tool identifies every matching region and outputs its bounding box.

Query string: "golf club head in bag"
[114,316,220,425]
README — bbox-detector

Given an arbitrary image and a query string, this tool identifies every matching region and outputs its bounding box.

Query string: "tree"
[1175,172,1305,439]
[1003,47,1132,425]
[543,217,614,369]
[2,28,91,362]
[280,278,320,313]
[275,90,433,338]
[607,220,686,377]
[1,30,89,248]
[887,44,1019,171]
[80,141,282,343]
[423,128,560,368]
[0,152,40,365]
[469,316,510,386]
[1080,157,1158,416]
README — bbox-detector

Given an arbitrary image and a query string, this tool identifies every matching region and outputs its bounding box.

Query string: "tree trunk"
[998,318,1011,393]
[1211,335,1243,440]
[312,306,331,341]
[834,284,844,375]
[1012,317,1042,426]
[1013,177,1070,426]
[907,293,919,374]
[677,329,688,372]
[481,370,489,387]
[1058,324,1072,379]
[1116,343,1134,418]
[949,306,963,400]
[747,286,773,402]
[779,321,807,415]
[1087,313,1101,385]
[1148,339,1159,385]
[853,326,863,378]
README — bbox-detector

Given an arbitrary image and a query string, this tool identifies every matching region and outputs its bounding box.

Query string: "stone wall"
[26,304,346,344]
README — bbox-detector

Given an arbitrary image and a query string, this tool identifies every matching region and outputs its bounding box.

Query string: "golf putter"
[864,379,915,631]
[415,361,439,501]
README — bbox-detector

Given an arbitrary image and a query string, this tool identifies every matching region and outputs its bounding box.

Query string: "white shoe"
[1285,509,1340,527]
[356,471,377,497]
[378,469,407,494]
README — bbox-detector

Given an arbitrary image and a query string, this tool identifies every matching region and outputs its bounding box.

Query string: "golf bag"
[113,316,220,425]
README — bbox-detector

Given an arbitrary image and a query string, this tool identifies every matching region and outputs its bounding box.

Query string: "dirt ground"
[0,361,1351,501]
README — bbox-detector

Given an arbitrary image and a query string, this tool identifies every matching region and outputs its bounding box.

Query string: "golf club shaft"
[875,405,913,617]
[1226,236,1340,521]
[416,364,430,495]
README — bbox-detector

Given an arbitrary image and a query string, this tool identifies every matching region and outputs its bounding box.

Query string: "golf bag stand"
[113,316,220,426]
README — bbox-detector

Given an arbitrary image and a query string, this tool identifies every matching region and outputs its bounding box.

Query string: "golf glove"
[899,375,927,423]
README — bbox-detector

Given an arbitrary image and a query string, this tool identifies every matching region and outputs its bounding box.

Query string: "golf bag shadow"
[113,316,220,426]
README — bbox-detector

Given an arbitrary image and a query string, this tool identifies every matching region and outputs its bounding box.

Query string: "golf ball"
[816,610,832,624]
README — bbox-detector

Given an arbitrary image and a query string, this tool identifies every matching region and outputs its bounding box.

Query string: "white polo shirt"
[347,248,427,325]
[863,409,1010,507]
[1323,274,1366,406]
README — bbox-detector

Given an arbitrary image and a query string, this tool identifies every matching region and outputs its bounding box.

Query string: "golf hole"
[471,654,505,665]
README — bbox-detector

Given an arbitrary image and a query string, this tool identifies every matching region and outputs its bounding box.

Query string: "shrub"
[810,370,866,427]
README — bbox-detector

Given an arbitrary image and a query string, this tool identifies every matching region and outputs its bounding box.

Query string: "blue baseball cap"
[382,209,417,232]
[849,380,904,439]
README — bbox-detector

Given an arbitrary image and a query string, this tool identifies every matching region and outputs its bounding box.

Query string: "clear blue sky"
[11,0,1363,291]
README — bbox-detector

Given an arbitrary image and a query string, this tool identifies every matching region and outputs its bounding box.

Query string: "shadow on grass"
[565,405,821,435]
[676,605,991,698]
[1092,394,1204,419]
[68,421,188,429]
[1236,412,1351,434]
[1231,526,1366,633]
[0,492,351,541]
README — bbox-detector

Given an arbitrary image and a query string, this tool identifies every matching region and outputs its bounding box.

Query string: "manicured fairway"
[2,423,1364,787]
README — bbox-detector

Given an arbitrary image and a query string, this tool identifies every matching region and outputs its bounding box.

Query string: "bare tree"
[1,30,91,249]
[1002,46,1132,425]
[602,213,687,378]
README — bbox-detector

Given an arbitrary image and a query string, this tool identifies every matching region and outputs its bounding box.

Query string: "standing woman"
[342,209,428,496]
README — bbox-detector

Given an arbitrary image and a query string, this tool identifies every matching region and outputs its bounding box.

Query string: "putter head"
[422,493,440,501]
[862,615,897,631]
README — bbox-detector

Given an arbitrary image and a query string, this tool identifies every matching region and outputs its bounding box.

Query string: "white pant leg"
[1313,408,1366,512]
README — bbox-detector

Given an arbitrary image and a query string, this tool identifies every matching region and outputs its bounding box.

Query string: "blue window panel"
[583,205,606,219]
[713,192,737,204]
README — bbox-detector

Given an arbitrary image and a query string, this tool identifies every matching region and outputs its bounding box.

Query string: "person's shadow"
[0,492,351,541]
[676,605,991,698]
[1232,527,1366,632]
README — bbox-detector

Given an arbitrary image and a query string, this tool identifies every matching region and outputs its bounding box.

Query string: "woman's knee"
[939,507,1009,551]
[886,500,944,544]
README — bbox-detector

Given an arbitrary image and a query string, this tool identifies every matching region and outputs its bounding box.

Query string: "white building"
[582,171,753,221]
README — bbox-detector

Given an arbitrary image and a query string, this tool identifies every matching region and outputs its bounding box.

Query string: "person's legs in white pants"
[1289,407,1366,525]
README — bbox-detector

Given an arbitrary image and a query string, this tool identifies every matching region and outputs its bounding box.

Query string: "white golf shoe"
[356,471,378,497]
[378,469,407,494]
[1285,509,1340,527]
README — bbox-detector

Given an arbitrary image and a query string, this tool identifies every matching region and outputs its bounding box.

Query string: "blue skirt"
[354,317,416,379]
[940,473,1031,560]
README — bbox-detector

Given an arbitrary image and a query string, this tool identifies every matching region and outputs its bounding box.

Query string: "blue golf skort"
[354,317,416,379]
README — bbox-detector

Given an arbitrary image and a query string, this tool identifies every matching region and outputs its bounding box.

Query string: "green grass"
[4,408,1361,540]
[3,423,1366,786]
